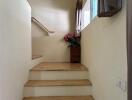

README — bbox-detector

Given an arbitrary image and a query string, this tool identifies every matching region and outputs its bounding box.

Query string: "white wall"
[0,0,31,100]
[32,33,70,62]
[29,0,76,33]
[81,1,127,100]
[28,0,76,62]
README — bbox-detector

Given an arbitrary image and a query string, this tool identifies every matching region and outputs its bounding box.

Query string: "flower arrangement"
[64,33,80,47]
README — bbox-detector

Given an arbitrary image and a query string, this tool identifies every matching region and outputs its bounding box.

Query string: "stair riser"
[24,86,92,97]
[29,71,89,80]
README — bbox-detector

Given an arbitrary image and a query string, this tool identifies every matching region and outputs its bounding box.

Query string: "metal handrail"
[31,17,55,34]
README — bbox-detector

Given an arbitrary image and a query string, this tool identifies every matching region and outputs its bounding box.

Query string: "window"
[90,0,98,19]
[81,0,98,29]
[81,0,91,29]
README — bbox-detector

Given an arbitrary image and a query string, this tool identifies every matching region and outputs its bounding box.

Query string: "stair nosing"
[24,80,92,87]
[30,69,88,71]
[23,95,94,100]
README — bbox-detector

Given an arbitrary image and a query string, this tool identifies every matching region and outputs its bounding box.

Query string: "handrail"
[31,17,55,34]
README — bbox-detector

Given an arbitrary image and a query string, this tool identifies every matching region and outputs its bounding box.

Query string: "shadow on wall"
[32,22,48,36]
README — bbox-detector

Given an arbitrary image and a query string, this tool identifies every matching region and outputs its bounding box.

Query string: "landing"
[31,63,88,71]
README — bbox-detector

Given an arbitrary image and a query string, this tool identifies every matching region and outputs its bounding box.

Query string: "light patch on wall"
[57,10,69,32]
[33,8,71,33]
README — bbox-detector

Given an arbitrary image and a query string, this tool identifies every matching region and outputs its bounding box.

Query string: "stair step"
[24,96,94,100]
[25,80,92,87]
[24,63,92,97]
[32,55,42,60]
[31,63,88,71]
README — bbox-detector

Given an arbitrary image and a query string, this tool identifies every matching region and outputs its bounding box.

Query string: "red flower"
[64,33,76,42]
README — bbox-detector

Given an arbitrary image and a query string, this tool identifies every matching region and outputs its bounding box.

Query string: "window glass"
[91,0,98,19]
[81,0,90,29]
[81,0,98,30]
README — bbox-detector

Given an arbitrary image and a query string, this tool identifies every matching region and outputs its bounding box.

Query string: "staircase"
[23,63,94,100]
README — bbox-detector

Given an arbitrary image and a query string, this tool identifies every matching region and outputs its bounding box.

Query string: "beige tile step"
[31,63,88,71]
[24,96,94,100]
[25,80,92,87]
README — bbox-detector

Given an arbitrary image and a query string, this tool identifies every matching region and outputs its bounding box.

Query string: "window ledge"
[81,16,98,32]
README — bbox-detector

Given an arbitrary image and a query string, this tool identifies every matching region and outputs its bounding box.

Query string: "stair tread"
[32,55,42,60]
[25,80,92,87]
[24,96,94,100]
[31,63,88,71]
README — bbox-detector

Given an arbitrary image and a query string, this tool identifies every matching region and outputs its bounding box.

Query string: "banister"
[31,17,55,34]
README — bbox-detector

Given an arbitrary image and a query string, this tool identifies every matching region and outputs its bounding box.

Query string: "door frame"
[127,0,132,100]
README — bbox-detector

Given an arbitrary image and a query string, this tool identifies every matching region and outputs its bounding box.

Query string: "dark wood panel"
[70,47,81,63]
[98,0,122,17]
[127,0,132,99]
